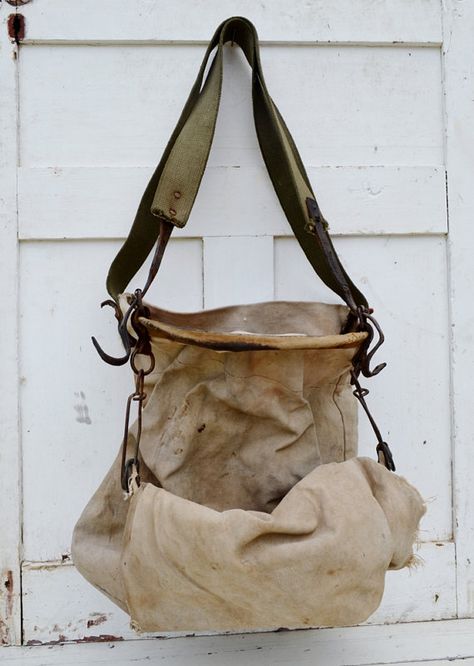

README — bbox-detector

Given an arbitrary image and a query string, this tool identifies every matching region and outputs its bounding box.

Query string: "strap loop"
[105,16,367,312]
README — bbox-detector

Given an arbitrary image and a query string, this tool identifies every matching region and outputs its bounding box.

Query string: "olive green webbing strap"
[105,25,224,302]
[106,16,367,310]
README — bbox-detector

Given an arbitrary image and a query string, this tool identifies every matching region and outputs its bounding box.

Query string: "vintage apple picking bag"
[72,16,425,632]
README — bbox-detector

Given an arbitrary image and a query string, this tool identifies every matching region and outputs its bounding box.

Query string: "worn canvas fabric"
[72,16,426,632]
[72,300,425,631]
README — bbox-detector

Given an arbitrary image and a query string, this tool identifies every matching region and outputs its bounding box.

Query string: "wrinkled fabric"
[72,299,425,631]
[121,458,424,632]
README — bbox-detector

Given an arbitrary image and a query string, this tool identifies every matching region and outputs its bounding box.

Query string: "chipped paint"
[87,613,109,628]
[77,634,124,643]
[22,559,73,571]
[27,634,124,646]
[0,617,10,646]
[4,570,13,619]
[0,570,14,645]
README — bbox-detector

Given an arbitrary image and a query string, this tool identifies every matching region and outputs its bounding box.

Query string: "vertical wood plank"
[443,0,474,618]
[203,236,274,309]
[0,7,21,646]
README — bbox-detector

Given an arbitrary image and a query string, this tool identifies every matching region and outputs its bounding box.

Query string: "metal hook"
[361,310,387,377]
[353,306,387,378]
[91,298,137,366]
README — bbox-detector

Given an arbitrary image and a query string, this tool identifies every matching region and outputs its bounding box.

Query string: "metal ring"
[130,349,155,376]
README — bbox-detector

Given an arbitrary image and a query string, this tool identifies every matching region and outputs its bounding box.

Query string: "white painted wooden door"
[1,0,473,658]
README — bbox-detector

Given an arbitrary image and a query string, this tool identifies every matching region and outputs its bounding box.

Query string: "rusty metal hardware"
[348,306,395,471]
[305,195,393,469]
[91,225,172,491]
[140,219,174,296]
[91,289,152,366]
[119,334,154,492]
[120,369,147,492]
[350,370,395,472]
[91,298,132,366]
[6,0,32,6]
[92,221,173,367]
[92,289,156,492]
[92,292,156,492]
[351,305,387,378]
[7,13,25,43]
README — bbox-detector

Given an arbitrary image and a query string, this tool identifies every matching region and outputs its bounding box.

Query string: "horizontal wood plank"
[19,542,455,645]
[19,0,442,45]
[203,236,274,308]
[391,661,474,666]
[4,618,474,665]
[18,166,447,240]
[18,44,443,168]
[9,616,474,665]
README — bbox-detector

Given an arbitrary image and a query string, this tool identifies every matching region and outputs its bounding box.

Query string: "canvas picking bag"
[72,16,425,632]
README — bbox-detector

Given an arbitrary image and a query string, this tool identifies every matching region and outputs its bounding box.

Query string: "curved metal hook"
[91,298,135,366]
[353,307,387,378]
[361,310,387,378]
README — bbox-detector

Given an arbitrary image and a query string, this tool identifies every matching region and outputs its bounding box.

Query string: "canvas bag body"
[72,302,425,631]
[72,16,426,632]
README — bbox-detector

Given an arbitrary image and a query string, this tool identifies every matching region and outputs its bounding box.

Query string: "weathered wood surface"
[0,1,469,660]
[21,0,442,44]
[443,0,474,619]
[0,6,21,647]
[3,619,474,666]
[20,541,455,645]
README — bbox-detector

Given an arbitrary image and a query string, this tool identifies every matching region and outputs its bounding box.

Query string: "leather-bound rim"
[139,316,368,352]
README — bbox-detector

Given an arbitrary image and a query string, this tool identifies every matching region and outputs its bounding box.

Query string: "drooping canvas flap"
[73,457,425,632]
